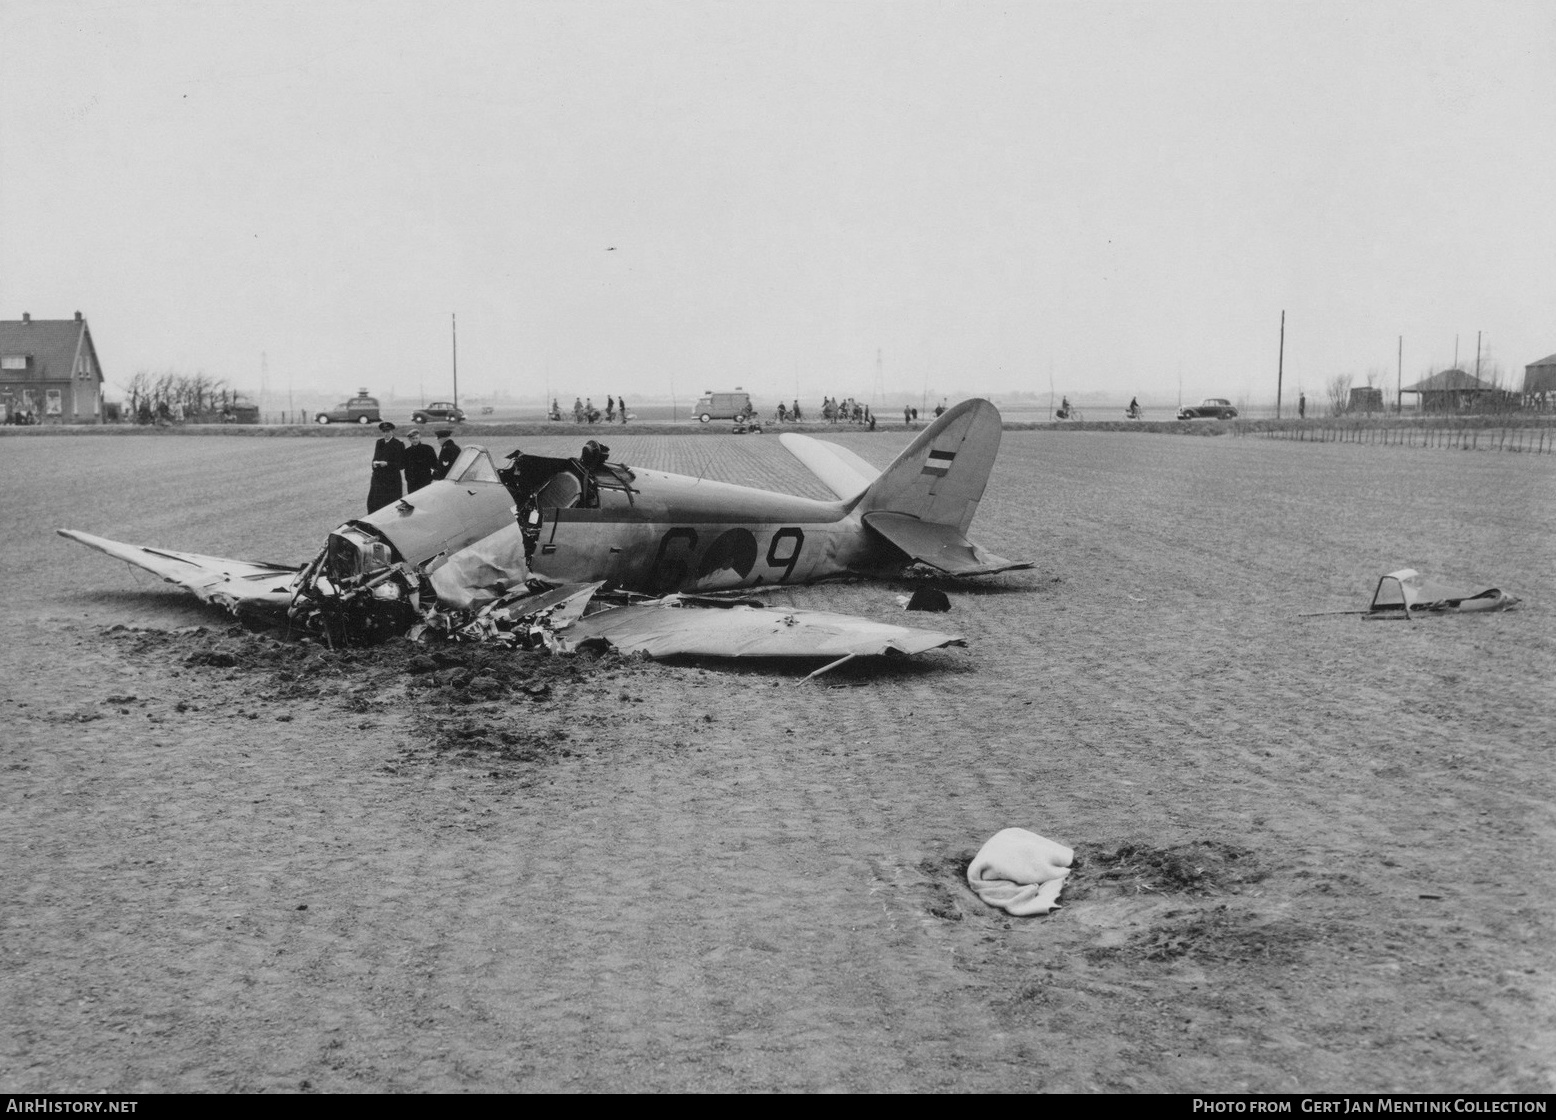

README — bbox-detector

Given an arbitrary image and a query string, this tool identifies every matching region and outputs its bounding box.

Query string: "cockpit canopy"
[500,444,635,512]
[444,446,501,484]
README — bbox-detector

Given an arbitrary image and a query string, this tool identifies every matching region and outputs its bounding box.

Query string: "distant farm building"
[1524,352,1556,410]
[0,312,105,423]
[1347,386,1384,413]
[1399,368,1501,413]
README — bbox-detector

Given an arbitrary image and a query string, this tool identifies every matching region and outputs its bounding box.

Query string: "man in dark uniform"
[434,428,462,480]
[402,428,437,492]
[367,421,404,513]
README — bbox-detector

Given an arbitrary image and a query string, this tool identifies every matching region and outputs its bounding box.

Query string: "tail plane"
[782,399,1031,577]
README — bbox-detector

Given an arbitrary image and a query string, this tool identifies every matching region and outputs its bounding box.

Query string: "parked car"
[693,391,753,423]
[412,401,466,424]
[1177,397,1239,420]
[315,392,381,425]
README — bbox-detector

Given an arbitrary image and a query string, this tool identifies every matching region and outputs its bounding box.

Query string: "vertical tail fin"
[856,398,1003,535]
[853,400,1030,576]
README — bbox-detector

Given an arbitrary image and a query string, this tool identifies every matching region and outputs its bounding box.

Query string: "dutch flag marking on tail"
[922,449,955,476]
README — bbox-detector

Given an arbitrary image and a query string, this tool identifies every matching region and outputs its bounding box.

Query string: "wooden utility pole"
[451,313,459,409]
[1276,310,1285,419]
[1397,336,1403,413]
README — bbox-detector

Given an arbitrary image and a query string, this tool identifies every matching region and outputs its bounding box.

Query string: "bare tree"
[1326,373,1353,418]
[131,368,232,420]
[125,370,154,422]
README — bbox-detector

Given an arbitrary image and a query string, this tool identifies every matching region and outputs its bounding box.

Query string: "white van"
[692,391,753,423]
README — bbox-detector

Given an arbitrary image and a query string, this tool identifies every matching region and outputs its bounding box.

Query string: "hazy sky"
[4,0,1553,406]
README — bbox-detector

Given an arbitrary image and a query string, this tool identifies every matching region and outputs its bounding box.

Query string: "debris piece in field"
[1368,569,1519,617]
[903,588,951,612]
[561,596,964,669]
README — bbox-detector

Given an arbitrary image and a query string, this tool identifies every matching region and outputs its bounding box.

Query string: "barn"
[1399,368,1500,413]
[1523,353,1556,410]
[1347,386,1385,413]
[0,312,106,424]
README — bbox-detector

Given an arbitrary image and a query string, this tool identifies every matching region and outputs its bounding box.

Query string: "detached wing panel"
[58,529,300,612]
[861,511,1032,576]
[563,602,963,660]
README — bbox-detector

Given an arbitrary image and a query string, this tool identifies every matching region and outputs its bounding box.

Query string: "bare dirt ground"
[2,429,1553,1093]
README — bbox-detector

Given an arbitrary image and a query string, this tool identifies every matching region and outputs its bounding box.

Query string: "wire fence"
[1247,418,1556,454]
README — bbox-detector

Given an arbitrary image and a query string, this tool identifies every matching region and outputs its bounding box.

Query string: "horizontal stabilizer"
[778,433,881,500]
[862,512,1032,576]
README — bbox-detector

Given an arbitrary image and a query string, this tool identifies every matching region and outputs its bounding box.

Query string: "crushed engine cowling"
[290,524,425,645]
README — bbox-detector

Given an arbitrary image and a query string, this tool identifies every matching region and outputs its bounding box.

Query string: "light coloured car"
[315,392,382,425]
[693,391,754,423]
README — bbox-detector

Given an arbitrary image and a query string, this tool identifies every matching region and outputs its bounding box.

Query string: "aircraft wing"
[861,512,1032,576]
[57,529,301,614]
[561,599,964,663]
[778,433,881,500]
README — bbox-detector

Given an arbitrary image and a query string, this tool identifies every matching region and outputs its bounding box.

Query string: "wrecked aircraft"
[58,399,1028,667]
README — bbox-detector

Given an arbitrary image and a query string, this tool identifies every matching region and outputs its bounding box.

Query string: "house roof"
[1401,368,1496,393]
[0,315,100,384]
[1525,353,1556,370]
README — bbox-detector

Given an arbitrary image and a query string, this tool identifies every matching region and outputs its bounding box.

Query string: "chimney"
[75,310,82,321]
[22,312,29,323]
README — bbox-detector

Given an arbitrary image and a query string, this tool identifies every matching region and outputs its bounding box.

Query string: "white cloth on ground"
[967,828,1074,916]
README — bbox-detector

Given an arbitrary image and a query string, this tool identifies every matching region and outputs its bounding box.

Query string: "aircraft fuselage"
[528,469,890,595]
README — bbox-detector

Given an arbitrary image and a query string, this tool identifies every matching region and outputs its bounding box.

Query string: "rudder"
[854,398,1002,535]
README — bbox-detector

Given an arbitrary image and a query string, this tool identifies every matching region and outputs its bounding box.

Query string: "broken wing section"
[560,599,965,661]
[1368,568,1520,616]
[861,511,1032,577]
[778,433,882,500]
[56,529,301,614]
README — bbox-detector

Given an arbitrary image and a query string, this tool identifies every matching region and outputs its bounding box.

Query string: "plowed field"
[2,429,1553,1093]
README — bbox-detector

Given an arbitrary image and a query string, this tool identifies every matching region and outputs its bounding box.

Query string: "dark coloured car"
[1177,397,1239,420]
[411,400,466,424]
[315,392,382,425]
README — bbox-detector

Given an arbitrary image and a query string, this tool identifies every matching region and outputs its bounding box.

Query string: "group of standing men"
[367,422,463,513]
[566,396,628,424]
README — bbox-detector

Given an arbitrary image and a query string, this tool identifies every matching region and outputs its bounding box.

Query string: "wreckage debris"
[1367,568,1519,617]
[1302,569,1522,619]
[903,588,952,612]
